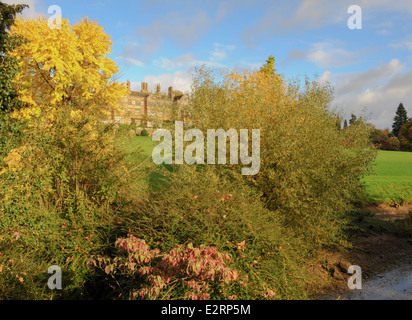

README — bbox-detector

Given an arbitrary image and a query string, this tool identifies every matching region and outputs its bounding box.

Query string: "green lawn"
[118,135,157,160]
[364,150,412,204]
[118,135,174,190]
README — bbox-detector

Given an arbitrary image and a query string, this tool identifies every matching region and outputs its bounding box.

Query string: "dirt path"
[312,204,412,299]
[364,203,412,221]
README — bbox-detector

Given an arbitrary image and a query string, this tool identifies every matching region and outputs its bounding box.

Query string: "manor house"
[113,80,188,128]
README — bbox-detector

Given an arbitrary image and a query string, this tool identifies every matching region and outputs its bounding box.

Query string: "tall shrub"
[87,165,320,300]
[188,66,376,246]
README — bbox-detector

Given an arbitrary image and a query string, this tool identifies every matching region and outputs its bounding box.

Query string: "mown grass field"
[119,135,157,159]
[364,150,412,204]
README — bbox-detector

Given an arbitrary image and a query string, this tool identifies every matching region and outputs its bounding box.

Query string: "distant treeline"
[343,103,412,152]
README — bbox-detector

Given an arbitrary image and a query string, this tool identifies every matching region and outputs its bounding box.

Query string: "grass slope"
[364,151,412,204]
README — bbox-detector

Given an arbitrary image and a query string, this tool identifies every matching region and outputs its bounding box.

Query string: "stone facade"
[113,80,188,129]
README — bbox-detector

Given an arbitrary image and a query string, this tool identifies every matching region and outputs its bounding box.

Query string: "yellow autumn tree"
[9,16,128,120]
[0,17,140,299]
[2,15,134,208]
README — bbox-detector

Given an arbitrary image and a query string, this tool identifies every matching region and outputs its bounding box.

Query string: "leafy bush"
[141,129,149,137]
[116,124,136,133]
[0,113,25,166]
[0,105,146,299]
[188,67,376,247]
[387,136,401,151]
[89,236,241,300]
[90,164,321,300]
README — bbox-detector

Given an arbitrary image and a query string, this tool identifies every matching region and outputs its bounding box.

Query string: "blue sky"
[5,0,412,129]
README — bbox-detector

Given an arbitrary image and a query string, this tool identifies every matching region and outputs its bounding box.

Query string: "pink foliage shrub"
[88,235,240,300]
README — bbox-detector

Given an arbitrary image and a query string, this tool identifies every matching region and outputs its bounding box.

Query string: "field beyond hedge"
[364,151,412,204]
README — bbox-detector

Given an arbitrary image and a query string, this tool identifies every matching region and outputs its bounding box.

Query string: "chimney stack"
[141,82,148,93]
[126,80,131,92]
[156,84,161,95]
[168,86,174,100]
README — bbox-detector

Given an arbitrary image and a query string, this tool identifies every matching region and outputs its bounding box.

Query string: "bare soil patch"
[311,204,412,299]
[364,203,412,221]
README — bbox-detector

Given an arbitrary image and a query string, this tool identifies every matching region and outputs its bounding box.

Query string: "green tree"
[0,2,28,164]
[392,103,408,137]
[388,136,400,151]
[0,1,28,112]
[343,119,348,129]
[349,114,357,126]
[398,120,412,151]
[369,127,388,146]
[260,55,276,76]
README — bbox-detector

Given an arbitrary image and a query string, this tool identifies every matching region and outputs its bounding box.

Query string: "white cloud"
[319,70,332,84]
[232,61,263,72]
[283,41,362,69]
[154,53,195,71]
[131,9,213,59]
[326,59,412,129]
[334,59,405,95]
[211,49,227,62]
[123,1,244,60]
[153,49,228,72]
[285,0,346,30]
[116,56,145,68]
[358,0,412,15]
[308,42,360,69]
[242,1,346,47]
[390,35,412,53]
[377,29,391,36]
[210,43,236,62]
[374,21,394,36]
[131,69,194,94]
[242,0,412,47]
